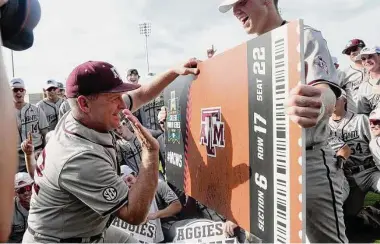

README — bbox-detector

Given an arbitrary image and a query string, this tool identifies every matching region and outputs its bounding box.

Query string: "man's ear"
[77,96,91,113]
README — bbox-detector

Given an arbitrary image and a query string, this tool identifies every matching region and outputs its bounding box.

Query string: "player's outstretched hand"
[285,84,322,128]
[172,58,201,76]
[123,109,159,152]
[207,45,217,59]
[21,132,34,155]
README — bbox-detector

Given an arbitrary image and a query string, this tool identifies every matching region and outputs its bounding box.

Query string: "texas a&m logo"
[200,107,225,157]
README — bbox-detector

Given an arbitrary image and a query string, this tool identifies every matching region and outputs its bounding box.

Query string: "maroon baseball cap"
[342,39,366,55]
[66,61,141,98]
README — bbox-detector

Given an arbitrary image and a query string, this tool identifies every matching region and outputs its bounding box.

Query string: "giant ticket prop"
[164,20,305,243]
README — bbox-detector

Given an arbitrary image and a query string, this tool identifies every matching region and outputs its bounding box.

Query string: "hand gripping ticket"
[0,0,41,51]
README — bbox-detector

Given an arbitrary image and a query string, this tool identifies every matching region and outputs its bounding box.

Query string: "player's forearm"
[129,69,178,112]
[121,151,159,224]
[155,200,182,219]
[25,153,36,179]
[0,36,17,242]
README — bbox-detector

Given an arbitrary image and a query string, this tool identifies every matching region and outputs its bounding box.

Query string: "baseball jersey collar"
[63,113,115,149]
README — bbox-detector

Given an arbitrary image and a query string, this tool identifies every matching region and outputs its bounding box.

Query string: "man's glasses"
[16,184,33,194]
[46,87,57,92]
[370,119,380,126]
[13,88,25,93]
[361,54,374,61]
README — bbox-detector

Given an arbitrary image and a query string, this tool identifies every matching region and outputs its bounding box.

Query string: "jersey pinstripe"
[329,112,372,166]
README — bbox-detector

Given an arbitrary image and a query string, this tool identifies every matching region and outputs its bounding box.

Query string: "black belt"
[344,160,375,175]
[28,227,102,243]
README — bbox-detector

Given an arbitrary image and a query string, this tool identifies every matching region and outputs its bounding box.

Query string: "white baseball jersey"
[329,112,372,166]
[36,98,64,131]
[303,26,340,147]
[357,76,380,115]
[27,112,129,238]
[370,137,380,170]
[111,197,163,243]
[16,103,49,150]
[58,99,71,120]
[338,65,367,113]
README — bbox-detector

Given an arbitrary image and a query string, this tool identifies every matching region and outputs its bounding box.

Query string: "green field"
[365,192,380,206]
[353,192,380,243]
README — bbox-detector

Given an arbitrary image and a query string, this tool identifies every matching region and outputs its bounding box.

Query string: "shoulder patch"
[103,187,118,201]
[313,55,329,75]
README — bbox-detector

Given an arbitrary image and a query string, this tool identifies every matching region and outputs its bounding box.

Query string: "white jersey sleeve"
[303,27,340,96]
[59,151,129,216]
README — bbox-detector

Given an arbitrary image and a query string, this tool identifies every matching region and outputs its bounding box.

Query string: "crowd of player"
[3,0,380,243]
[327,40,380,232]
[9,63,251,243]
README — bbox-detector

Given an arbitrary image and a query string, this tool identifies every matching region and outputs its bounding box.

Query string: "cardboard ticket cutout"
[164,20,304,243]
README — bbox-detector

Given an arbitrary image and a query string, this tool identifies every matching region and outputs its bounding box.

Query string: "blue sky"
[1,0,380,93]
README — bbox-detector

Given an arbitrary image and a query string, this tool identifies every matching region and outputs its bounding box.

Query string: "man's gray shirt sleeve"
[59,151,129,216]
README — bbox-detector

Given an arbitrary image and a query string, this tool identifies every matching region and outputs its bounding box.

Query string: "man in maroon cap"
[23,59,200,243]
[338,39,367,113]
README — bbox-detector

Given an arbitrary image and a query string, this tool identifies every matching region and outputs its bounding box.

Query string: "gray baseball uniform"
[327,134,346,153]
[304,26,347,243]
[8,198,29,243]
[329,112,372,165]
[23,112,131,242]
[58,99,71,120]
[328,112,376,203]
[338,65,367,113]
[36,98,64,131]
[16,103,49,172]
[357,76,380,115]
[366,137,380,191]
